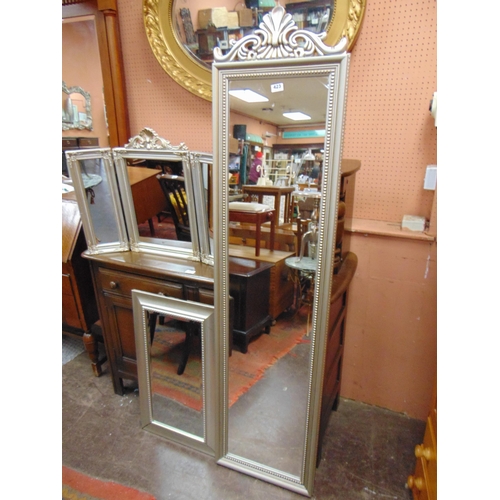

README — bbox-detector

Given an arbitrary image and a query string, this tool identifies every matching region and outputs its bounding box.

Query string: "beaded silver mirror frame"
[212,6,350,495]
[132,290,218,455]
[66,147,129,254]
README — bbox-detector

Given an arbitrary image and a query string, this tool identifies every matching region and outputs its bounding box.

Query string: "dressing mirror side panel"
[66,148,129,254]
[191,152,214,266]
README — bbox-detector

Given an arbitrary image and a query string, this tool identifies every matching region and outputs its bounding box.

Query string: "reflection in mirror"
[62,81,93,131]
[225,73,324,479]
[173,0,335,69]
[113,128,202,260]
[133,290,217,454]
[191,152,214,265]
[66,148,129,254]
[213,6,350,495]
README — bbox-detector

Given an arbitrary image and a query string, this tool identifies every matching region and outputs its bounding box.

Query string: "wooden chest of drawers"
[407,382,437,499]
[317,251,357,464]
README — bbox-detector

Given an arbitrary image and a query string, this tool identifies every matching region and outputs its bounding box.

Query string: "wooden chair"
[148,313,197,375]
[157,174,191,241]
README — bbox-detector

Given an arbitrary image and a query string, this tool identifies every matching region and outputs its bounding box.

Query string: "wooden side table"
[228,207,276,257]
[242,185,295,227]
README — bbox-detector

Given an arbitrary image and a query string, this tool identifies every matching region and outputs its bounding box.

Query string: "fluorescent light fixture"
[283,111,312,121]
[229,89,269,103]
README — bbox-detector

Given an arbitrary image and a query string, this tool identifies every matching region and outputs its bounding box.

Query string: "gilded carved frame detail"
[143,0,365,101]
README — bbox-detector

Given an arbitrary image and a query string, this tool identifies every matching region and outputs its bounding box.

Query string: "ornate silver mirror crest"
[214,5,348,62]
[125,126,189,152]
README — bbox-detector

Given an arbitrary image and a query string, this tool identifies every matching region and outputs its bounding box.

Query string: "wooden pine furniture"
[62,199,104,375]
[228,246,296,320]
[407,382,437,499]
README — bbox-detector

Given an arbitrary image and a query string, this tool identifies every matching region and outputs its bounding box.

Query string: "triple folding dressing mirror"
[66,127,212,262]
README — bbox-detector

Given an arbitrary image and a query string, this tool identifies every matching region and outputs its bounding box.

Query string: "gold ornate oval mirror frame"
[143,0,366,101]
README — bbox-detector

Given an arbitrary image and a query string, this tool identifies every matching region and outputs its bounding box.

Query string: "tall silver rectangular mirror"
[212,6,350,496]
[113,128,202,260]
[132,290,218,455]
[66,147,129,254]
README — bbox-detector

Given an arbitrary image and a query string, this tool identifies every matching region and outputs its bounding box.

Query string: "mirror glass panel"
[224,73,328,477]
[213,7,350,494]
[173,0,334,70]
[113,128,202,260]
[66,148,129,253]
[133,290,217,454]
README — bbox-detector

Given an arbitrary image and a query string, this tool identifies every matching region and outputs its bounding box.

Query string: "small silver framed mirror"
[66,147,129,254]
[132,290,218,455]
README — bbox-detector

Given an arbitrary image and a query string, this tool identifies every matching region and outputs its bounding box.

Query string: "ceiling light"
[229,89,269,103]
[283,111,312,121]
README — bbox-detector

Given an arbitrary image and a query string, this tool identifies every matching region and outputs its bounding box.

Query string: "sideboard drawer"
[97,268,184,299]
[78,137,99,148]
[62,137,78,149]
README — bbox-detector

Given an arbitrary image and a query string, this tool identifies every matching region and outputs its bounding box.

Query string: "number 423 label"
[270,82,284,93]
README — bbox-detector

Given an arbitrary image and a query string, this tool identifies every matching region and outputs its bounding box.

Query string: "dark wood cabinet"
[85,251,272,394]
[229,257,273,353]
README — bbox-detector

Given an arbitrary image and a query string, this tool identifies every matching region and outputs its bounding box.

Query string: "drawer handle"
[109,281,119,289]
[415,444,435,461]
[407,475,425,491]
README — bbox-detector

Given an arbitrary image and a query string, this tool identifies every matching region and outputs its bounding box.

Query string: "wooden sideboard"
[317,251,358,465]
[85,251,272,394]
[62,199,103,374]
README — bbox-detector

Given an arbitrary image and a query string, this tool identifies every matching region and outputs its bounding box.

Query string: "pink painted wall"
[114,0,437,419]
[342,234,437,420]
[62,18,109,146]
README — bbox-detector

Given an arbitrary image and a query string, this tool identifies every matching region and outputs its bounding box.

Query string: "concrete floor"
[62,335,424,499]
